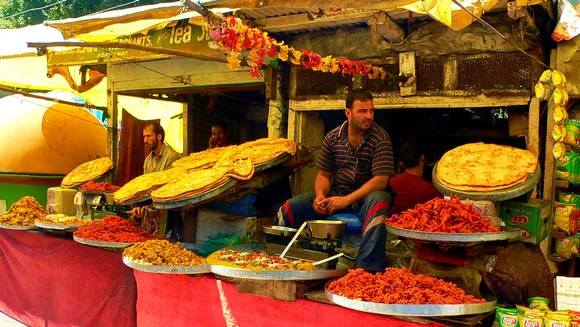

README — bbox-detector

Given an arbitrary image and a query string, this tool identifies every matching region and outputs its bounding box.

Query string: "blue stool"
[327,213,362,235]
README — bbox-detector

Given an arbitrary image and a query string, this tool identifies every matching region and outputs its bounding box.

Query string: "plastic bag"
[555,202,575,233]
[198,232,241,256]
[554,236,579,258]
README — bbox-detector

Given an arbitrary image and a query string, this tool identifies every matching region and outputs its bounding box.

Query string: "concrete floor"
[0,312,26,327]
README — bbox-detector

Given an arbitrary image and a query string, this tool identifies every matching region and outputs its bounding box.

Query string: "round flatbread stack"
[172,145,237,171]
[61,157,114,188]
[214,154,255,181]
[151,167,231,203]
[114,167,187,204]
[436,143,538,192]
[223,138,297,166]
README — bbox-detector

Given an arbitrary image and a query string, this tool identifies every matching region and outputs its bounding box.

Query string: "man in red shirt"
[390,142,442,215]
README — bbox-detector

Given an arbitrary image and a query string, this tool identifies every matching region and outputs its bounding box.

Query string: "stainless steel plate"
[115,196,152,206]
[325,286,497,317]
[122,256,210,275]
[386,225,523,243]
[35,221,84,231]
[432,162,541,202]
[152,179,237,210]
[0,223,37,231]
[254,154,292,172]
[73,235,133,249]
[262,225,298,237]
[80,190,116,195]
[207,243,348,281]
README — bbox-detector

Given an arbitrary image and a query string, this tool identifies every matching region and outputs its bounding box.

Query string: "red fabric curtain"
[117,110,159,186]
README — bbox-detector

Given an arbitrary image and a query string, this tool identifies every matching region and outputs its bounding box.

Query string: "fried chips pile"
[123,240,205,266]
[0,196,47,226]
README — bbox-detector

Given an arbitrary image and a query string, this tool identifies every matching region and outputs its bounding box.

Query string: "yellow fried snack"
[123,240,205,266]
[172,145,237,171]
[0,196,47,226]
[114,167,187,203]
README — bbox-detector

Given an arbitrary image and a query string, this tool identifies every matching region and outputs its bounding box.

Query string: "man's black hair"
[346,88,373,110]
[400,142,422,168]
[212,121,229,133]
[144,122,165,142]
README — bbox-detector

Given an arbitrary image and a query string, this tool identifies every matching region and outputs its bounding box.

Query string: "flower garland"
[208,14,395,80]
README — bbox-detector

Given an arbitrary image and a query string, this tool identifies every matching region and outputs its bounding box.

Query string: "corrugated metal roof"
[238,7,311,20]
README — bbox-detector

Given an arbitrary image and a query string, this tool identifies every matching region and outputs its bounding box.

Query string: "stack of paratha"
[220,138,297,166]
[172,145,236,171]
[436,143,538,192]
[151,167,232,203]
[62,157,114,188]
[114,167,187,204]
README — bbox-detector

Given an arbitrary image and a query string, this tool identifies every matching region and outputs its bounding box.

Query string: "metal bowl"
[262,225,298,237]
[308,220,347,239]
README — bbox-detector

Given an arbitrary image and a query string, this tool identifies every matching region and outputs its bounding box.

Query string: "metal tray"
[255,153,292,172]
[207,243,348,281]
[263,225,297,237]
[122,256,210,275]
[386,225,523,243]
[0,223,37,231]
[325,286,497,317]
[152,179,237,210]
[432,162,541,201]
[35,221,85,231]
[73,235,133,249]
[115,196,152,206]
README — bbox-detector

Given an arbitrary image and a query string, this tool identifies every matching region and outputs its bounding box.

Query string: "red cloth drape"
[134,271,442,327]
[0,230,137,327]
[117,109,159,186]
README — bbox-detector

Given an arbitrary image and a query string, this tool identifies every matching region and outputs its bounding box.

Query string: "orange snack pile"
[328,268,486,304]
[74,216,158,243]
[385,196,500,233]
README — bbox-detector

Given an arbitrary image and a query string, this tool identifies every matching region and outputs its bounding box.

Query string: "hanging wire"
[451,0,551,70]
[0,0,69,20]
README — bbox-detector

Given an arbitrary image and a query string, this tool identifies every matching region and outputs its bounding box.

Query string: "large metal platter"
[254,153,292,172]
[386,225,523,243]
[432,162,541,201]
[207,243,348,281]
[35,221,85,231]
[122,256,210,275]
[325,286,497,317]
[73,235,133,249]
[115,196,152,206]
[262,225,298,237]
[152,179,238,210]
[0,223,37,231]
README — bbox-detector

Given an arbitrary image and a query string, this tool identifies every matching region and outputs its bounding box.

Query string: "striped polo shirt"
[317,121,395,196]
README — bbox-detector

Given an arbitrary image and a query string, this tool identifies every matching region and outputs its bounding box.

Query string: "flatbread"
[436,174,527,192]
[221,138,297,166]
[151,167,230,202]
[172,145,237,171]
[114,167,187,203]
[437,143,537,188]
[61,157,113,188]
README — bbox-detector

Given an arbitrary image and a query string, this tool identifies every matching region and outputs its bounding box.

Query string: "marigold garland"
[208,13,394,81]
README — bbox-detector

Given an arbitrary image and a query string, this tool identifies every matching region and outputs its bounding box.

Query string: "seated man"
[390,142,442,215]
[276,88,395,272]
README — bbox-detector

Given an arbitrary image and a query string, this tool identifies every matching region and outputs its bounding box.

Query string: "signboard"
[48,19,216,66]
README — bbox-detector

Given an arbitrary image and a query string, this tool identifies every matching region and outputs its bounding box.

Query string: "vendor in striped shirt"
[276,88,395,272]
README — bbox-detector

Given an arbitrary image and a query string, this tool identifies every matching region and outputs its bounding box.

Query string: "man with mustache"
[143,122,180,174]
[276,88,395,272]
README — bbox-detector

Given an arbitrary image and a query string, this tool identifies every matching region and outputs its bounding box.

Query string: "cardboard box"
[557,276,567,310]
[498,199,551,245]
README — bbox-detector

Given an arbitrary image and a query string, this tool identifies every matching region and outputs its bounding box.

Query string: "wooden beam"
[290,94,531,111]
[527,97,540,157]
[253,9,379,33]
[107,62,119,185]
[368,11,405,43]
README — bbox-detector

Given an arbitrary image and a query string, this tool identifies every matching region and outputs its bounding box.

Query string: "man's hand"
[313,195,327,215]
[321,196,350,215]
[208,137,217,149]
